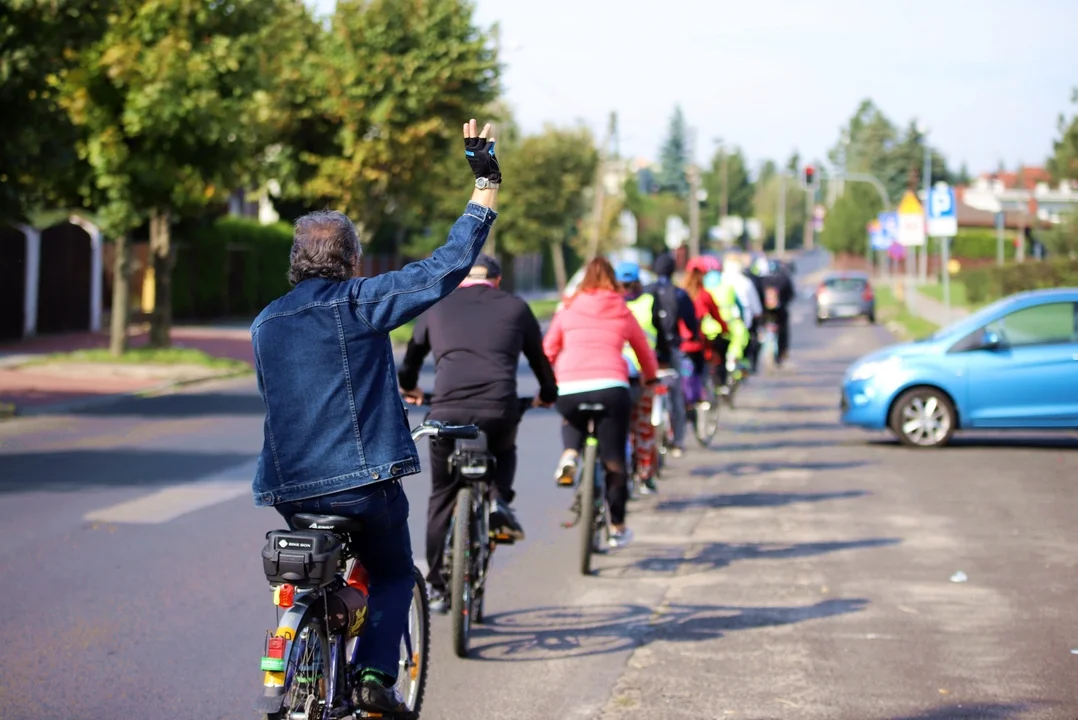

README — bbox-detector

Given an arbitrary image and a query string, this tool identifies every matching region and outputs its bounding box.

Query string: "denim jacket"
[251,202,497,506]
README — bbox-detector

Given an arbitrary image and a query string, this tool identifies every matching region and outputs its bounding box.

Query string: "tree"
[294,0,499,242]
[0,0,110,222]
[754,172,805,251]
[61,0,308,351]
[656,105,689,196]
[702,146,753,228]
[492,124,598,291]
[1048,88,1078,182]
[955,162,973,185]
[820,182,883,255]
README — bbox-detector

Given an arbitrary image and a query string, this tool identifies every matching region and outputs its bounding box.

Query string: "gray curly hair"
[288,210,361,285]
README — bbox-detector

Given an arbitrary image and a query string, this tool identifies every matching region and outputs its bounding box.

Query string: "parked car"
[840,288,1078,447]
[815,271,875,324]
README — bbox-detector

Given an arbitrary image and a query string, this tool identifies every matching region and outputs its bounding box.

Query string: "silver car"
[815,271,875,324]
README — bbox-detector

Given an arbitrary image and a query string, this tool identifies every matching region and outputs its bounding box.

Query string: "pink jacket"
[543,289,659,386]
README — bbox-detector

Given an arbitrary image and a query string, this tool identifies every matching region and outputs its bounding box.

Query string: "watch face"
[476,177,489,189]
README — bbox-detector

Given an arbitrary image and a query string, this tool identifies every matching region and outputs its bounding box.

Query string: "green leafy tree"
[656,105,689,196]
[753,171,805,251]
[61,0,307,352]
[294,0,499,241]
[492,124,598,290]
[623,175,688,255]
[820,182,883,255]
[702,146,753,227]
[0,0,111,222]
[1048,88,1078,182]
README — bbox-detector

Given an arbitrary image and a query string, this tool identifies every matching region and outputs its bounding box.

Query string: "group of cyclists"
[250,117,797,716]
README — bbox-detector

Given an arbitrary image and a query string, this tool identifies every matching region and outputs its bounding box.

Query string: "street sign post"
[927,182,958,321]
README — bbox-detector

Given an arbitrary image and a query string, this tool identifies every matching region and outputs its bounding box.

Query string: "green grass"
[875,286,940,341]
[389,297,560,345]
[32,347,251,371]
[917,280,982,309]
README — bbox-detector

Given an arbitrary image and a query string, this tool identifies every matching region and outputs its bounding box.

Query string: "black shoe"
[428,586,448,614]
[489,499,525,542]
[356,679,415,719]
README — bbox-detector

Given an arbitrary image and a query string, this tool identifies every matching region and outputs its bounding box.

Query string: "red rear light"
[862,282,874,302]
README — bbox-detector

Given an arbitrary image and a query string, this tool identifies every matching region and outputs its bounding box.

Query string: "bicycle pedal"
[492,532,515,544]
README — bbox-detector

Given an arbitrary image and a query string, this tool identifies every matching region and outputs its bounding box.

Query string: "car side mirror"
[981,330,1003,350]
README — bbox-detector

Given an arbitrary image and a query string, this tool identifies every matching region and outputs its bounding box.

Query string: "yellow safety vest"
[702,284,738,339]
[623,293,657,371]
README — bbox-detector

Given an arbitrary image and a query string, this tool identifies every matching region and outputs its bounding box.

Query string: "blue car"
[841,288,1078,447]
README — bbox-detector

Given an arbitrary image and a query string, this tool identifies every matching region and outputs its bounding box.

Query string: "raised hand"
[463,118,501,183]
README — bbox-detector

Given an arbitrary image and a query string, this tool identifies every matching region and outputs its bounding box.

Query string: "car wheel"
[867,313,876,324]
[889,388,955,448]
[816,315,824,325]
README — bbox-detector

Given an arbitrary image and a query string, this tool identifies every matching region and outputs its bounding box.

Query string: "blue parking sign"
[877,211,898,250]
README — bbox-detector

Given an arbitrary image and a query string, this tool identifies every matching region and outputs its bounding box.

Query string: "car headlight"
[849,356,901,382]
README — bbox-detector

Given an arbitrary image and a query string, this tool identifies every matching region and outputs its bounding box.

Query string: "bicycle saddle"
[291,514,364,534]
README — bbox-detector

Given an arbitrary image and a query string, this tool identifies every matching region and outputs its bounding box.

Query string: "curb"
[6,368,254,419]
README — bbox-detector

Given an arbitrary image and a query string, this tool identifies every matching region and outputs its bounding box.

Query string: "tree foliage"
[702,145,753,226]
[820,181,883,255]
[1048,87,1078,183]
[657,105,689,196]
[293,0,499,238]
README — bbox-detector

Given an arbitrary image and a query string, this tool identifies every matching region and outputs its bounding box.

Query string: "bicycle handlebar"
[410,419,479,442]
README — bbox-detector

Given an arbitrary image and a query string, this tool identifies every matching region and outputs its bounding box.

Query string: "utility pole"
[776,173,786,255]
[687,127,701,258]
[721,146,729,220]
[804,184,815,251]
[921,137,931,283]
[587,111,616,259]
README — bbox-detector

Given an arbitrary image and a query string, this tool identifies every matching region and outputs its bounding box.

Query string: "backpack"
[650,282,680,344]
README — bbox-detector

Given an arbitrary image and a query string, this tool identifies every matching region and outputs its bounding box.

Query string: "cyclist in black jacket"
[398,254,558,611]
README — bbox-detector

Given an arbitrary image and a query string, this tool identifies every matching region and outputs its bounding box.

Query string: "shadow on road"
[889,702,1045,720]
[468,598,868,662]
[708,438,863,453]
[735,403,838,414]
[655,489,869,513]
[68,391,267,418]
[688,459,871,478]
[866,435,1078,451]
[726,420,847,434]
[596,537,901,579]
[0,449,253,493]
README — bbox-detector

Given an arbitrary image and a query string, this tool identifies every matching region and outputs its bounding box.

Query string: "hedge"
[959,258,1078,304]
[949,227,1017,260]
[172,217,293,319]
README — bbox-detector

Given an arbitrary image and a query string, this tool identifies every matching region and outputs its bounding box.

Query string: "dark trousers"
[555,387,632,526]
[775,309,790,361]
[425,405,519,590]
[275,482,412,680]
[711,337,731,385]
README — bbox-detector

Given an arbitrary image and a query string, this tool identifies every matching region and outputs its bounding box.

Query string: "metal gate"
[0,226,26,341]
[37,222,91,334]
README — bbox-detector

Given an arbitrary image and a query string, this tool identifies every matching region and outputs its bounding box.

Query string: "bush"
[173,217,293,319]
[959,258,1078,304]
[950,227,1017,260]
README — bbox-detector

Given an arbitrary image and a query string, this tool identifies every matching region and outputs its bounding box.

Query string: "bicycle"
[408,394,534,659]
[688,365,720,448]
[650,367,680,476]
[561,402,615,575]
[255,418,478,720]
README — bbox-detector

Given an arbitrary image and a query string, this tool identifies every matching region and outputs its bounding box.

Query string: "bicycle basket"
[261,530,342,588]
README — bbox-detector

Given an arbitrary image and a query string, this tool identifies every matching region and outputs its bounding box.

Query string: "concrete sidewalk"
[0,325,255,415]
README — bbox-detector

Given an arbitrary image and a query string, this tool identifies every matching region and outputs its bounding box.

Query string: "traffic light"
[803,165,816,189]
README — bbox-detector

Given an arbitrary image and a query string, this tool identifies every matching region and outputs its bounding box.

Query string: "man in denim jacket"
[251,119,501,716]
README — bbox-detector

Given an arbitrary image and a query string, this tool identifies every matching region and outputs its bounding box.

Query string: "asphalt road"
[2,266,1077,720]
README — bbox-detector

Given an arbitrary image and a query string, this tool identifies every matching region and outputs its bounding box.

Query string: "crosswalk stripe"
[84,460,255,525]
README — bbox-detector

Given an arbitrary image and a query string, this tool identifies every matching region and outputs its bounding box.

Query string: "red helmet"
[685,256,711,274]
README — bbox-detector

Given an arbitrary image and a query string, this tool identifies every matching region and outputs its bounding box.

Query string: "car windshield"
[824,277,866,291]
[928,295,1016,341]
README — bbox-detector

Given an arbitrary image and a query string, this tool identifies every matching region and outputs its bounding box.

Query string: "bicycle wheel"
[449,487,473,658]
[265,613,330,720]
[694,375,720,447]
[396,566,430,717]
[578,439,599,575]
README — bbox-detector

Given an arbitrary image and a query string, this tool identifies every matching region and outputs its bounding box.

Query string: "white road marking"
[84,460,256,524]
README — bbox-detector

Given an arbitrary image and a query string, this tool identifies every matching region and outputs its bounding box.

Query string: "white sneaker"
[608,527,634,549]
[554,450,578,487]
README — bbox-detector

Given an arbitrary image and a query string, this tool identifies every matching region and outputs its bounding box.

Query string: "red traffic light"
[804,165,815,186]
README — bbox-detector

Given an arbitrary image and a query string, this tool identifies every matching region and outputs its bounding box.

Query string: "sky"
[311,0,1078,177]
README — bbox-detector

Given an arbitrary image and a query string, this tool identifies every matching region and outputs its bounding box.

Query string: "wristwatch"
[475,177,500,190]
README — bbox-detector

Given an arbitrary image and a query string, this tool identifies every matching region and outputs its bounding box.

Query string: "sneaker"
[608,527,634,549]
[639,477,658,495]
[489,499,525,542]
[355,677,416,719]
[554,450,578,487]
[670,446,684,459]
[428,586,448,614]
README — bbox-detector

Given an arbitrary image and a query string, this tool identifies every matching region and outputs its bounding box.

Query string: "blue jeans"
[274,480,414,679]
[666,349,688,448]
